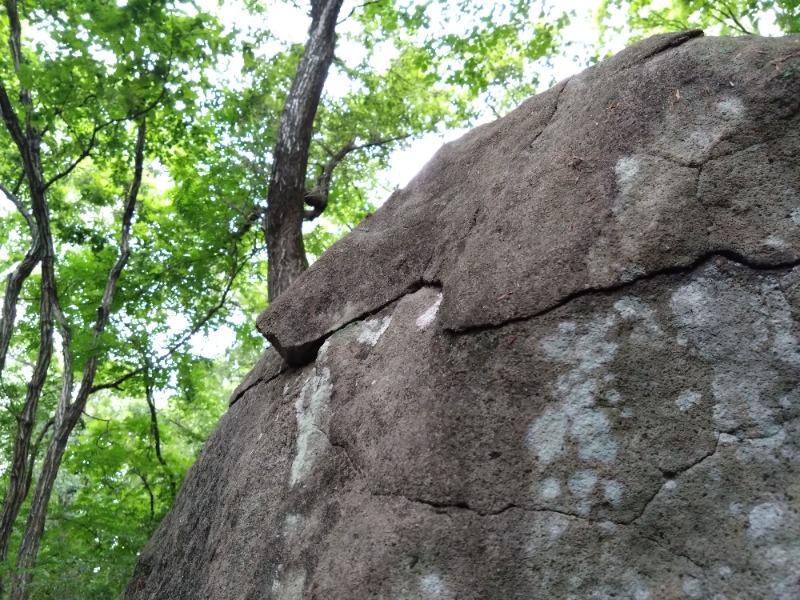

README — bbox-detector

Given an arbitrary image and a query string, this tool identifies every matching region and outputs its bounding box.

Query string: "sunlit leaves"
[598,0,799,41]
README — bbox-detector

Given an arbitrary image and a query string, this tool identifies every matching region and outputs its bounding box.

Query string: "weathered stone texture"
[124,32,800,600]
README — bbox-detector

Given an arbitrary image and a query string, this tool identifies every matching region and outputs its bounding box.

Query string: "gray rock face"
[124,32,800,599]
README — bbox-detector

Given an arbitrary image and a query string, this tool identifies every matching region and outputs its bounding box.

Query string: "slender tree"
[265,0,346,300]
[0,1,228,596]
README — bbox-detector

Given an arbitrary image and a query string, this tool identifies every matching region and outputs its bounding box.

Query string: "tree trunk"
[8,120,146,600]
[0,2,56,591]
[264,0,344,301]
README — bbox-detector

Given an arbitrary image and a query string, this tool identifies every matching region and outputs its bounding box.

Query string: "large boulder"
[124,31,800,599]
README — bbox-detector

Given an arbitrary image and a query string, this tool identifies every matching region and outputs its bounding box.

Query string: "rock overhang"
[257,31,800,367]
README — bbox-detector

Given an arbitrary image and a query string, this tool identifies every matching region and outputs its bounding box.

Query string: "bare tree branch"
[0,182,33,236]
[718,3,753,35]
[304,134,410,221]
[337,0,383,25]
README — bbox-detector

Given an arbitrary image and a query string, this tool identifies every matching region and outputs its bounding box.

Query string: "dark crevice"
[526,76,572,150]
[330,438,367,481]
[371,492,589,522]
[273,278,430,367]
[622,29,705,71]
[313,423,368,481]
[705,132,798,163]
[447,250,800,336]
[228,360,291,407]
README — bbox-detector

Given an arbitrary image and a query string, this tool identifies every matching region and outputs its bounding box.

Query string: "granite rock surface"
[124,31,800,599]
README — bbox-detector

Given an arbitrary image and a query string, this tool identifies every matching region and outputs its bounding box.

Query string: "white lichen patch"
[283,514,304,539]
[271,568,306,600]
[765,545,791,565]
[290,367,333,486]
[548,517,570,541]
[419,572,448,598]
[791,207,800,226]
[357,315,393,346]
[712,370,778,435]
[614,156,640,198]
[669,279,715,334]
[614,296,664,340]
[773,330,800,367]
[675,389,702,412]
[735,429,789,464]
[568,470,598,499]
[539,477,562,501]
[526,409,569,465]
[605,389,622,405]
[670,271,799,436]
[528,315,620,469]
[682,577,703,599]
[658,95,745,164]
[572,411,617,463]
[416,293,443,330]
[762,234,790,249]
[716,97,745,120]
[748,502,785,538]
[603,480,626,506]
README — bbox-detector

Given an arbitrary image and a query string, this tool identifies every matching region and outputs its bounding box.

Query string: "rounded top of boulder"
[257,31,800,366]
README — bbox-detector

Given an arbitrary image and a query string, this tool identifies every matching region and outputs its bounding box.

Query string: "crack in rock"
[636,531,707,572]
[449,251,800,336]
[229,361,289,407]
[627,433,723,526]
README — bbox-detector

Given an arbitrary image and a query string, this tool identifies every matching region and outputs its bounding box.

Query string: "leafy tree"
[242,0,572,299]
[599,0,799,38]
[0,0,233,597]
[0,0,573,594]
[5,0,794,597]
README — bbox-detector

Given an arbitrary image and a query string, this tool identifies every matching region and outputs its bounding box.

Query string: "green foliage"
[2,0,795,596]
[598,0,799,41]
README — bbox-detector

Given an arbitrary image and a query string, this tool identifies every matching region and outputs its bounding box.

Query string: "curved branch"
[303,134,410,221]
[0,182,33,234]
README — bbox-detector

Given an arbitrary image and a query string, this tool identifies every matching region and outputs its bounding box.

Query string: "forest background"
[0,0,796,597]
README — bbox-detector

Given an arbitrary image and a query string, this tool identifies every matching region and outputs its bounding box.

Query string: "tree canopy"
[0,0,796,596]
